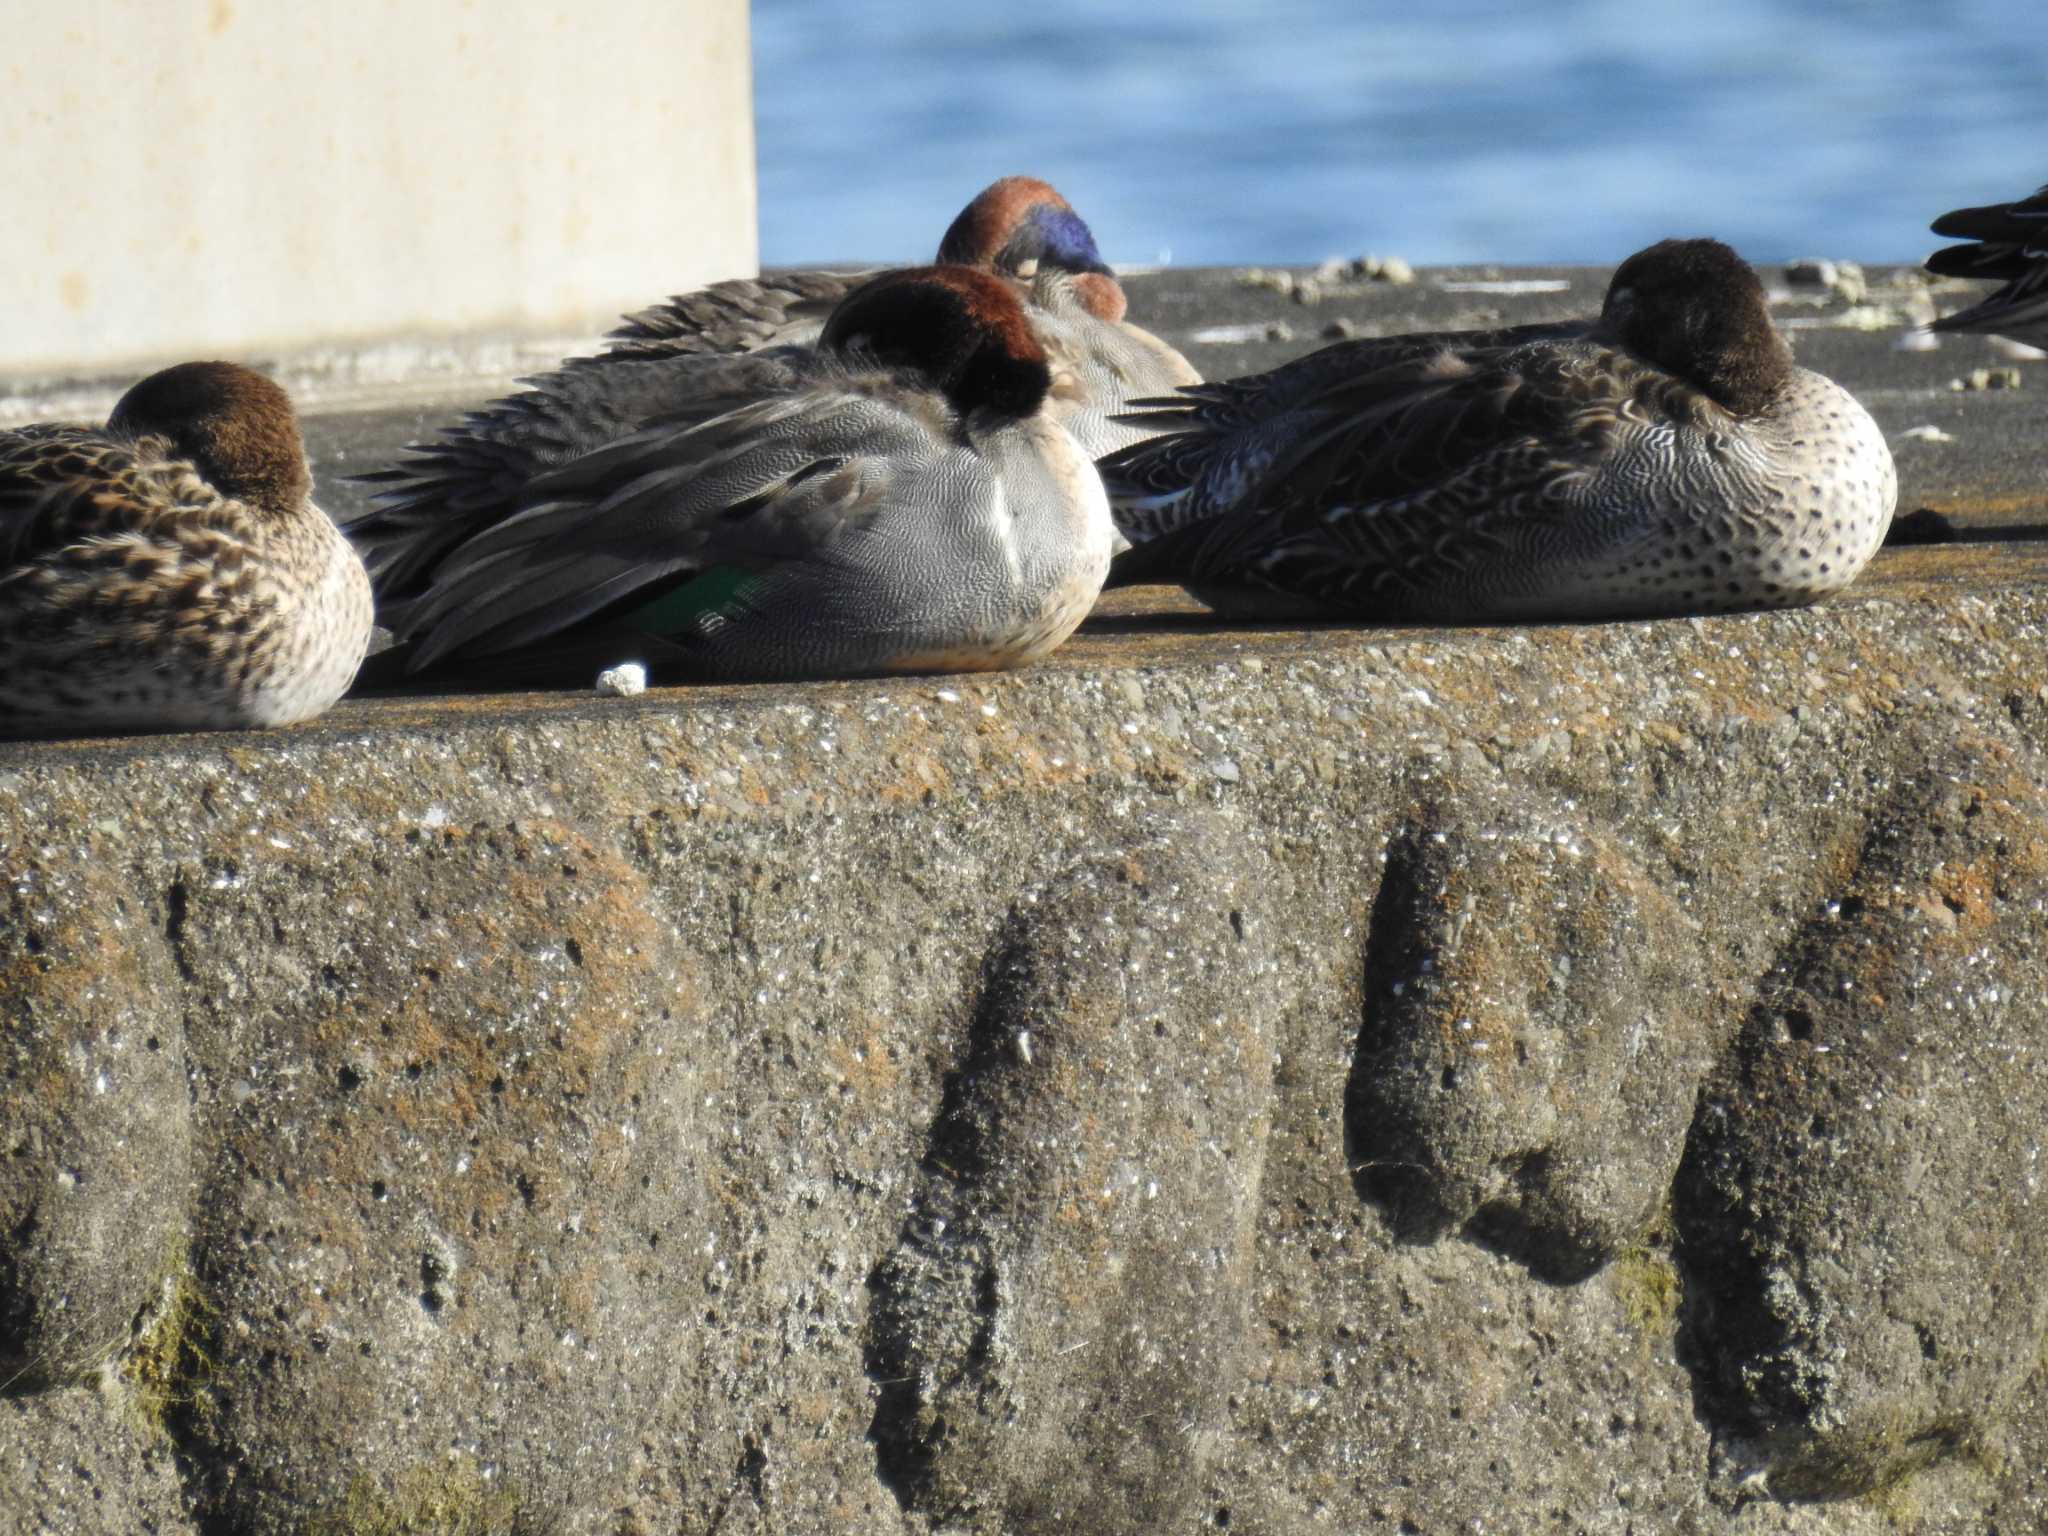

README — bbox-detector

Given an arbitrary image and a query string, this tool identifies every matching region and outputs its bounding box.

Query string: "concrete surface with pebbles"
[3,262,2047,1534]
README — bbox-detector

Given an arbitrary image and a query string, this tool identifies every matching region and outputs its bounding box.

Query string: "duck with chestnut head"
[607,173,1195,435]
[0,361,372,736]
[373,266,1113,683]
[348,175,1193,594]
[1103,238,1895,621]
[928,175,1200,457]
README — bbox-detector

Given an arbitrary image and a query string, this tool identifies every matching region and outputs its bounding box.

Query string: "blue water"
[753,0,2048,268]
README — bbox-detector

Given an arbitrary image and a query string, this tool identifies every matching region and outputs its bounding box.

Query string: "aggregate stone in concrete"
[1,852,191,1392]
[0,1387,194,1536]
[1349,788,1722,1281]
[1676,729,2048,1501]
[868,812,1279,1534]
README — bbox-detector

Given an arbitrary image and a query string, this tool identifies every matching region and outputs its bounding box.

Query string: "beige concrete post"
[1,1,757,375]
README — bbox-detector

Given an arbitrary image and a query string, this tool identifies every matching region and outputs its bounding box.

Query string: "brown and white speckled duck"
[0,362,372,736]
[1101,239,1896,621]
[347,176,1194,594]
[1927,180,2048,347]
[371,267,1113,683]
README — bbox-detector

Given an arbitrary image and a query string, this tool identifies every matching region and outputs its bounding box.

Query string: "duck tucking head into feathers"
[1600,238,1794,416]
[108,360,312,514]
[821,265,1054,419]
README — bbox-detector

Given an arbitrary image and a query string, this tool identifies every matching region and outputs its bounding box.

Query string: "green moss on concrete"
[1612,1244,1681,1338]
[303,1462,524,1536]
[1770,1413,1976,1502]
[119,1265,215,1443]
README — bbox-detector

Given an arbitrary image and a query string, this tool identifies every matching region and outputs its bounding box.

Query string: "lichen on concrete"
[303,1461,526,1536]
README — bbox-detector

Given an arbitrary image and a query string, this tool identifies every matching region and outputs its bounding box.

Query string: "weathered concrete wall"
[7,593,2048,1533]
[4,265,2048,1534]
[1,1,756,375]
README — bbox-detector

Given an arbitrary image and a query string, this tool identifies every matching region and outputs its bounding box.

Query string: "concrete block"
[1,1,756,374]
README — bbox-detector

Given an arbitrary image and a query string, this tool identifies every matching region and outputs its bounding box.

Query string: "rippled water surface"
[753,0,2048,267]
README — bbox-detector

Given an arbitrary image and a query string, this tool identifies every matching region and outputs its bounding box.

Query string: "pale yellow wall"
[2,0,757,373]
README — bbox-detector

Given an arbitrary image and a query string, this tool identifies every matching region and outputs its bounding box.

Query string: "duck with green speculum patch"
[365,266,1114,685]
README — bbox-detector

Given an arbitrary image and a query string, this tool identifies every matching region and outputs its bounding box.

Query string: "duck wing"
[0,428,168,571]
[346,348,819,597]
[1107,332,1663,608]
[594,270,872,362]
[1103,320,1586,525]
[1928,183,2048,338]
[387,376,948,670]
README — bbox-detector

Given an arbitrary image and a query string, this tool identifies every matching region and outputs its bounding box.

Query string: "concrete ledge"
[4,267,2048,1533]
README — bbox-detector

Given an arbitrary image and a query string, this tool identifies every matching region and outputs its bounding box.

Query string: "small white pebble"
[595,662,648,698]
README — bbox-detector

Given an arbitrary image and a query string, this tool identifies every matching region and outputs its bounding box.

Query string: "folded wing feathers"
[345,351,824,594]
[1930,258,2048,336]
[393,390,929,669]
[1106,334,1622,602]
[1929,185,2048,245]
[597,272,869,362]
[0,431,189,573]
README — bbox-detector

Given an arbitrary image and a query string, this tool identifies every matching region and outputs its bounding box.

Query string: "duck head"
[109,361,311,510]
[936,175,1129,323]
[822,265,1053,420]
[1601,239,1794,415]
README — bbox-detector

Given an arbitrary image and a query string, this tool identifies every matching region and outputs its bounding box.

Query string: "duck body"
[1927,181,2048,346]
[347,177,1193,590]
[374,267,1113,683]
[1104,239,1896,621]
[0,363,372,736]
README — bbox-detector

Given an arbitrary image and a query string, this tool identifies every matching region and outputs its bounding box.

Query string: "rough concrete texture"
[2,264,2048,1534]
[1675,738,2048,1499]
[1350,791,1718,1283]
[167,820,710,1532]
[0,1387,190,1533]
[868,816,1278,1533]
[2,852,190,1392]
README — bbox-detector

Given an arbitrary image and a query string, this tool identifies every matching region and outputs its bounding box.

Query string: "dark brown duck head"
[1600,238,1794,415]
[108,361,311,511]
[821,265,1054,420]
[936,175,1128,323]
